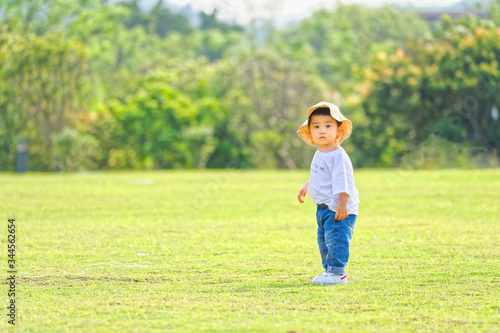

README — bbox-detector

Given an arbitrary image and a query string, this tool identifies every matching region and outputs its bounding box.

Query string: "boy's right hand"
[297,181,308,204]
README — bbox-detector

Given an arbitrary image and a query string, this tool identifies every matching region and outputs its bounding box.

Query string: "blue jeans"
[316,204,357,275]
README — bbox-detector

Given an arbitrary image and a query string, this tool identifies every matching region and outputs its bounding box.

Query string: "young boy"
[297,101,359,285]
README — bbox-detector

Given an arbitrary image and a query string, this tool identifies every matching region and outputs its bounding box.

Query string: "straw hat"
[297,101,352,146]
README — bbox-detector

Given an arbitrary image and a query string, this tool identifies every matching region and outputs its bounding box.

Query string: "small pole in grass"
[16,139,28,173]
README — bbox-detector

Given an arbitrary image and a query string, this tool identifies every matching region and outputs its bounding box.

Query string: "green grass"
[1,169,499,332]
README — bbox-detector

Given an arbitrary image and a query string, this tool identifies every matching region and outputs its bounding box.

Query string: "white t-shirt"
[308,147,360,215]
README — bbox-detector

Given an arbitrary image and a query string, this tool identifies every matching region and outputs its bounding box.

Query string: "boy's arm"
[298,181,309,204]
[335,192,349,220]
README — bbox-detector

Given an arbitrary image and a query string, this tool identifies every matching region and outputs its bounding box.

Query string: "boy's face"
[309,114,341,147]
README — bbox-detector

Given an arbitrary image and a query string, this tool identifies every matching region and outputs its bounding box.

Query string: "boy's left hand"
[335,193,349,220]
[335,204,348,220]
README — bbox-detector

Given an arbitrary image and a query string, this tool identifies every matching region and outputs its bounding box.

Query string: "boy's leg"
[316,206,328,271]
[324,213,357,275]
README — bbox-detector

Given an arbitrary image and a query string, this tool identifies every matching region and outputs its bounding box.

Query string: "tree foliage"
[350,17,500,167]
[1,0,499,171]
[0,26,93,170]
[276,5,431,94]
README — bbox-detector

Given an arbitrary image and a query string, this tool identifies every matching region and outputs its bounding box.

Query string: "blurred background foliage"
[1,0,499,171]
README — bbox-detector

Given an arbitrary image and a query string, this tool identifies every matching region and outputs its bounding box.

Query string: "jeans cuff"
[327,266,346,275]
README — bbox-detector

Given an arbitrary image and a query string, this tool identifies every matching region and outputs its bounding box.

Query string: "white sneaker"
[311,273,347,285]
[310,271,328,284]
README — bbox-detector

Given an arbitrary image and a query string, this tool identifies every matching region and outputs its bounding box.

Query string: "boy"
[297,101,359,285]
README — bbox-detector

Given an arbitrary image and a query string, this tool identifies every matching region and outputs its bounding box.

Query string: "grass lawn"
[1,169,499,332]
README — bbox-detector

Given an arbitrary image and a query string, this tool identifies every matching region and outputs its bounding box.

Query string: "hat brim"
[296,102,352,146]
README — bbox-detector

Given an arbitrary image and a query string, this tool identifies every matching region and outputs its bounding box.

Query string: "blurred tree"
[105,69,222,169]
[227,50,334,169]
[2,0,497,171]
[160,59,250,168]
[52,128,100,171]
[200,9,243,33]
[489,0,500,25]
[0,28,93,171]
[120,0,193,37]
[350,16,500,166]
[276,5,431,95]
[197,28,246,61]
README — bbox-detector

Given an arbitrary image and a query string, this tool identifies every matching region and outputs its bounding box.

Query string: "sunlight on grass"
[1,169,499,332]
